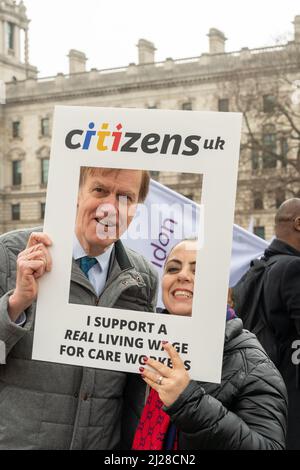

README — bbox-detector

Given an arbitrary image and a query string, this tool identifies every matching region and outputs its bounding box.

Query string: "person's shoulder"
[265,249,300,284]
[0,227,42,254]
[267,240,300,268]
[224,322,287,399]
[225,322,273,372]
[226,322,260,353]
[239,335,288,400]
[279,256,300,282]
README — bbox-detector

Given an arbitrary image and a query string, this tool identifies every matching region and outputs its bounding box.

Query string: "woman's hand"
[140,342,190,407]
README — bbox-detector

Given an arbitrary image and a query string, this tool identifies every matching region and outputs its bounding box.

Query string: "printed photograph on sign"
[70,165,203,319]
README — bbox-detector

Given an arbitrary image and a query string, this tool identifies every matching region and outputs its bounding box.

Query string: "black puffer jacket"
[164,318,288,450]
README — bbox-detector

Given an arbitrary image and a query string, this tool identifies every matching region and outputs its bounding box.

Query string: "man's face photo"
[76,168,143,256]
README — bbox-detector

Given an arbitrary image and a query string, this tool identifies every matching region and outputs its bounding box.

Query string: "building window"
[275,189,285,209]
[280,137,288,167]
[254,226,265,239]
[41,118,50,137]
[262,130,277,169]
[12,121,21,138]
[11,203,20,221]
[251,146,260,170]
[41,158,49,185]
[6,22,14,51]
[41,202,46,220]
[182,102,192,111]
[150,170,160,180]
[253,192,264,210]
[12,160,22,186]
[263,94,276,113]
[218,98,229,112]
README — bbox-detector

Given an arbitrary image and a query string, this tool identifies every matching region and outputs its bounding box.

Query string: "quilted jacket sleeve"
[164,357,288,450]
[0,235,33,360]
[0,292,33,361]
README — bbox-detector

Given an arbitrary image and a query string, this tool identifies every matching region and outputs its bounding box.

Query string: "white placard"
[32,106,242,383]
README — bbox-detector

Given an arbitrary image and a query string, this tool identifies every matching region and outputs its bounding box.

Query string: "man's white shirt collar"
[73,236,113,271]
[73,237,114,297]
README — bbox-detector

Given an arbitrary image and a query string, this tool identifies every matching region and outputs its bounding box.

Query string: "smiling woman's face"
[162,240,197,317]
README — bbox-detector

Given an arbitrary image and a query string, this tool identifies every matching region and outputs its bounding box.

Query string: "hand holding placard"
[8,232,52,322]
[141,342,191,407]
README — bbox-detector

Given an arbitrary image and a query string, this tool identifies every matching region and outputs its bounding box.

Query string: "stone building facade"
[0,0,300,238]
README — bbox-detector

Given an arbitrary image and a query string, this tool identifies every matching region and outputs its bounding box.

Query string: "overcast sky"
[24,0,300,78]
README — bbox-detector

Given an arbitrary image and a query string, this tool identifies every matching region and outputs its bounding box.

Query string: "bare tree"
[223,67,300,205]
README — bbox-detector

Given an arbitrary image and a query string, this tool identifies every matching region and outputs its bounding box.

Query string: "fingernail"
[139,367,145,373]
[162,341,168,345]
[143,356,148,363]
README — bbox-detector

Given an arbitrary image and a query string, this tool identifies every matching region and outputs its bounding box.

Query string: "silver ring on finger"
[156,376,163,386]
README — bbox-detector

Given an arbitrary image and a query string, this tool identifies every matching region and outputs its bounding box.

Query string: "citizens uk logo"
[65,122,226,156]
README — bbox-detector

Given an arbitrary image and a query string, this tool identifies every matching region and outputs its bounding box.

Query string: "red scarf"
[132,388,178,450]
[133,307,236,450]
